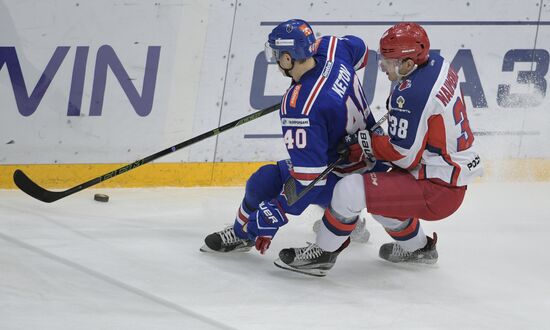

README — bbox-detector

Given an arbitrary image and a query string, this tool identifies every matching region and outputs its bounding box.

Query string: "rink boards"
[1,0,549,187]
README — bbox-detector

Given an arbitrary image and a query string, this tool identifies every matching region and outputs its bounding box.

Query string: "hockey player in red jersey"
[275,22,483,276]
[200,19,388,256]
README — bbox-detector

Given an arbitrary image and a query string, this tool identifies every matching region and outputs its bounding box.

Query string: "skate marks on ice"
[0,231,236,330]
[1,184,549,329]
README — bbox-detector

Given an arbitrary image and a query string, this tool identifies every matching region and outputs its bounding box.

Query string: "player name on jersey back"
[331,64,351,98]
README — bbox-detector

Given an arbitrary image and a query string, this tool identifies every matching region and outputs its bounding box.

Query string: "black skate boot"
[274,238,351,277]
[200,226,254,253]
[379,232,438,264]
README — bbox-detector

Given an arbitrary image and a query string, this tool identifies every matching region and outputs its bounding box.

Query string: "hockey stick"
[284,112,390,206]
[14,103,281,203]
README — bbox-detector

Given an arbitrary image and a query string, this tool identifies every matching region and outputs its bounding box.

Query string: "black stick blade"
[13,170,66,203]
[283,176,300,206]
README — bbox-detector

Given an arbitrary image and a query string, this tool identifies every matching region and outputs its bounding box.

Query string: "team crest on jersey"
[299,24,312,36]
[396,95,406,108]
[398,79,412,91]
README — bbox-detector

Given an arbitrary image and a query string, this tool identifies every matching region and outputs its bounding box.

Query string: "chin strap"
[278,59,295,78]
[395,63,418,81]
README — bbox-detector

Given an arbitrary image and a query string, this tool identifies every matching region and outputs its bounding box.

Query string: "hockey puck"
[94,193,109,202]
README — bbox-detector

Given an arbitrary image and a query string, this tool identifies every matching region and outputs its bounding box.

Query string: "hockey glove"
[338,127,383,163]
[246,200,289,254]
[337,133,364,162]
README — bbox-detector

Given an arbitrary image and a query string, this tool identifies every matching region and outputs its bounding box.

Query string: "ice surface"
[1,183,549,329]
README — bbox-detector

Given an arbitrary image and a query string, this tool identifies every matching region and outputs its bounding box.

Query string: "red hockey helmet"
[379,22,430,65]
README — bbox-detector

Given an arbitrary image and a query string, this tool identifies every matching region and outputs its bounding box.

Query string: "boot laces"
[296,242,324,260]
[391,243,412,258]
[219,226,241,245]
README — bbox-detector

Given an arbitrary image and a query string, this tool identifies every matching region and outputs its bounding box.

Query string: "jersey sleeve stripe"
[291,171,322,180]
[290,169,327,186]
[235,206,249,225]
[441,154,461,186]
[333,161,371,175]
[281,86,292,115]
[405,133,429,170]
[328,36,337,60]
[372,135,406,162]
[354,45,369,70]
[292,165,327,173]
[302,76,326,116]
[301,37,337,116]
[296,178,327,186]
[419,164,427,179]
[426,114,462,185]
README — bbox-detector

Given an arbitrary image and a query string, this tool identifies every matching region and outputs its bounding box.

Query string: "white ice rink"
[1,182,549,330]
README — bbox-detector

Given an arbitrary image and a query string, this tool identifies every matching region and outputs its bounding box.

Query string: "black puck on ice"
[94,193,109,202]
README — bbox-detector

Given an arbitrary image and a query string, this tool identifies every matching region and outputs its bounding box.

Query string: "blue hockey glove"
[337,132,363,162]
[246,200,289,254]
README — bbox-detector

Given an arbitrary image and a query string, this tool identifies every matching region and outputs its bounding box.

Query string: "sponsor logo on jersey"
[299,24,312,36]
[290,84,301,108]
[322,60,333,77]
[390,107,412,114]
[281,117,310,127]
[467,155,481,170]
[369,173,378,186]
[396,95,406,108]
[398,79,412,91]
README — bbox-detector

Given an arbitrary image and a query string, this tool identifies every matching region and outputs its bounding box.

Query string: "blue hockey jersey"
[276,35,377,214]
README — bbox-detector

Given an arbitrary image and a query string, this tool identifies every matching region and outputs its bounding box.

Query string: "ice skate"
[200,225,254,253]
[313,217,370,243]
[274,238,350,277]
[379,232,438,264]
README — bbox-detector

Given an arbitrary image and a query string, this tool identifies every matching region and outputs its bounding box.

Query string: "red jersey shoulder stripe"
[281,85,293,115]
[354,45,369,70]
[301,36,338,116]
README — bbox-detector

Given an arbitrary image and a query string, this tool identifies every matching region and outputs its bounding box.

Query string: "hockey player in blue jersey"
[200,19,386,260]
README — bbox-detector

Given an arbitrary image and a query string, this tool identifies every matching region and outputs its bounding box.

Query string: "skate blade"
[273,259,327,277]
[381,257,438,265]
[199,244,214,253]
[199,244,252,253]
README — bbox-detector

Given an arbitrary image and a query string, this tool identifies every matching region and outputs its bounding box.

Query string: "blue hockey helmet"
[265,19,316,63]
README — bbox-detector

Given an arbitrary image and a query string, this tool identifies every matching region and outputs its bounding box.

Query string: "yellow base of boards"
[0,159,549,189]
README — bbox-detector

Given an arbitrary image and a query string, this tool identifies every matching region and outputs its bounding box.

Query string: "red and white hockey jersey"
[372,53,483,186]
